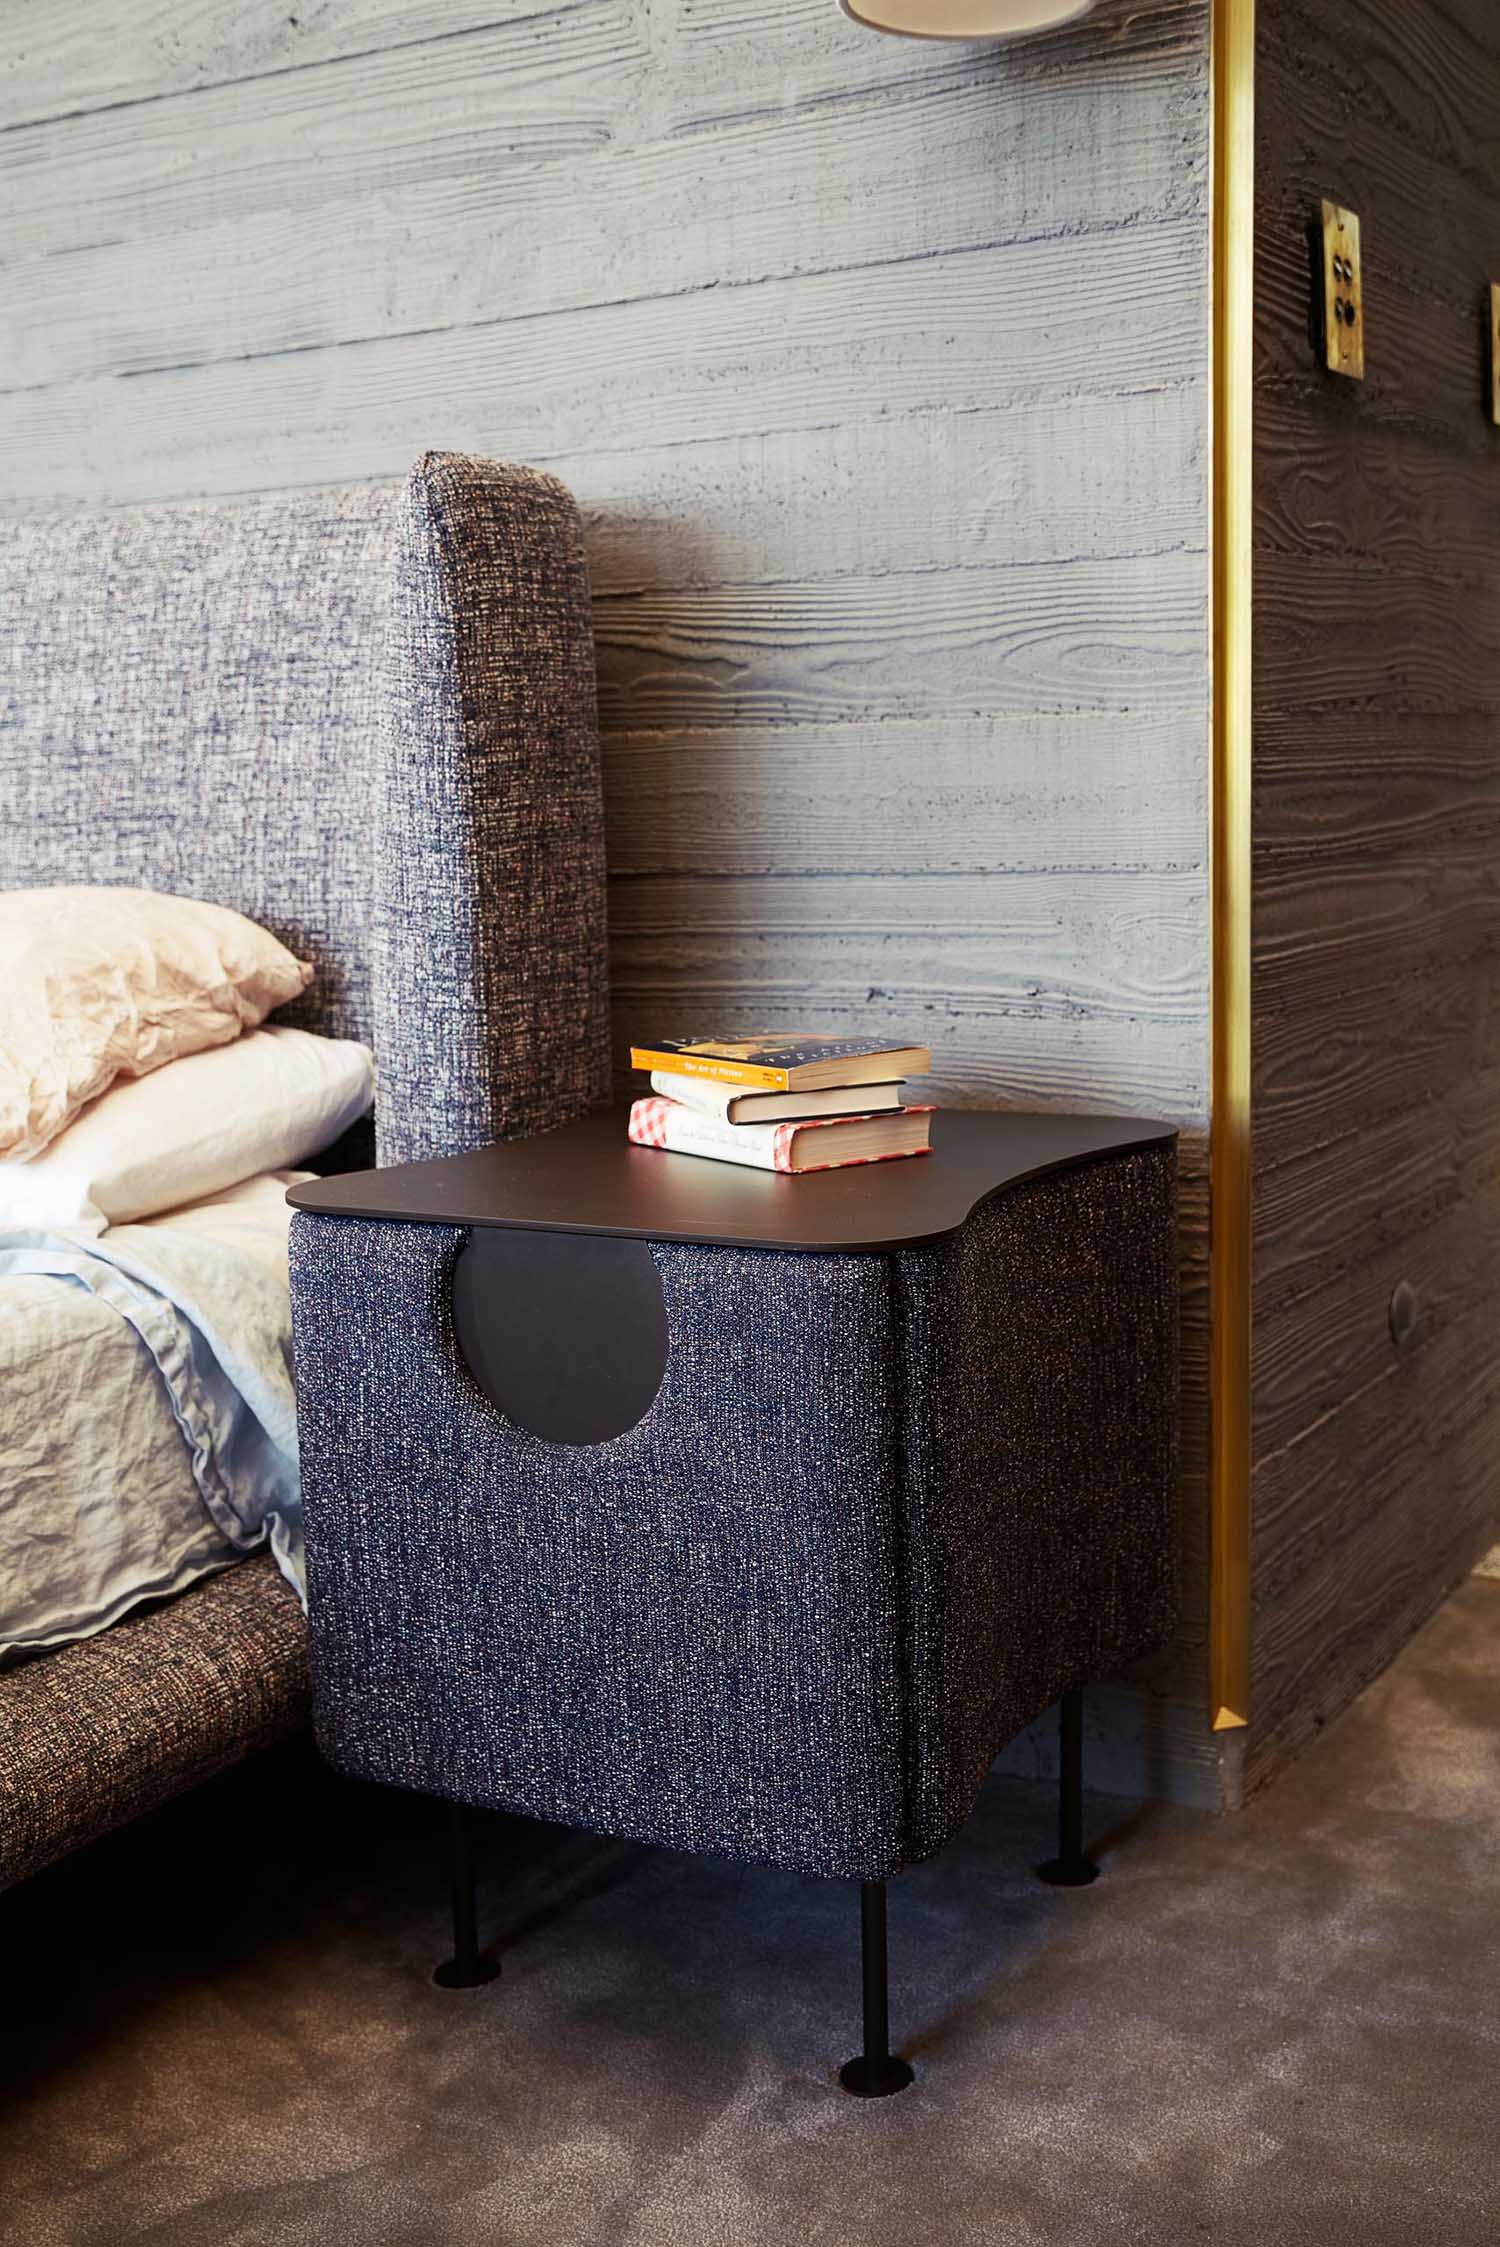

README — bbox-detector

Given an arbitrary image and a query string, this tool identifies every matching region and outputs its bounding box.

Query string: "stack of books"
[625,1035,935,1174]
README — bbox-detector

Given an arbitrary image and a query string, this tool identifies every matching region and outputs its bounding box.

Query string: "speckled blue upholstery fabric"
[290,1147,1177,1881]
[0,455,611,1888]
[0,452,610,1165]
[374,456,609,1162]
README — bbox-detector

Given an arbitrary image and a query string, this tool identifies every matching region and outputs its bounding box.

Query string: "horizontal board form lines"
[577,393,1206,596]
[1252,1308,1500,1601]
[1250,713,1500,856]
[1253,1394,1500,1645]
[1254,789,1500,864]
[602,712,1207,876]
[0,223,1208,505]
[1259,0,1500,208]
[0,1,601,131]
[1253,363,1497,479]
[0,5,646,258]
[1253,1079,1500,1318]
[0,0,1201,139]
[1253,555,1500,712]
[671,0,1205,132]
[0,393,1210,625]
[593,552,1209,729]
[610,927,1211,1021]
[1248,1403,1499,1787]
[1,55,1203,388]
[1249,1187,1500,1467]
[607,870,1207,1014]
[0,384,1209,586]
[1255,415,1500,578]
[1253,952,1498,1170]
[1,1,1204,257]
[1253,839,1500,971]
[1251,1330,1500,1620]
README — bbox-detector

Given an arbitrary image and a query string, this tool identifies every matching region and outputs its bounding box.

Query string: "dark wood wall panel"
[1251,0,1500,1789]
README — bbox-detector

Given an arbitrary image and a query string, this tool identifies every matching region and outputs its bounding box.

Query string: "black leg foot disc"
[433,1955,501,1989]
[839,2054,915,2098]
[1036,1855,1100,1888]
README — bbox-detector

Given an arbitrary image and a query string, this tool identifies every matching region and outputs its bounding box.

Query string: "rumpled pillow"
[0,1026,374,1232]
[0,886,313,1161]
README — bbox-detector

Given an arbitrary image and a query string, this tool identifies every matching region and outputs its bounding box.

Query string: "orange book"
[628,1034,931,1095]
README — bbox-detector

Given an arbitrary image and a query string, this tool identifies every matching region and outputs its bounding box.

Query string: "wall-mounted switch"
[1490,283,1500,426]
[1320,200,1364,380]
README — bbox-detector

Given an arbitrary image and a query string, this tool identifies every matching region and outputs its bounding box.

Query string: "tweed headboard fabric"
[0,453,611,1163]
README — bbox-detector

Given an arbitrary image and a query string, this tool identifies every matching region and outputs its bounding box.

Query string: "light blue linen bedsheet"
[0,1216,307,1614]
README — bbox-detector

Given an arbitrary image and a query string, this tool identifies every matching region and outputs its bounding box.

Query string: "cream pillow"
[0,1026,375,1232]
[0,887,312,1161]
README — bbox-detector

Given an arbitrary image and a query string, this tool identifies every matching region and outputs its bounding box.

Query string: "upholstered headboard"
[0,453,611,1164]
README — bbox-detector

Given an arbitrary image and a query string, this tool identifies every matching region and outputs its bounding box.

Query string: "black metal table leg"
[839,1880,915,2096]
[433,1802,501,1987]
[1037,1687,1100,1887]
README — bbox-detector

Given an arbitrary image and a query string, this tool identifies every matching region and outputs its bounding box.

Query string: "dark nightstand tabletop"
[289,1106,1176,1254]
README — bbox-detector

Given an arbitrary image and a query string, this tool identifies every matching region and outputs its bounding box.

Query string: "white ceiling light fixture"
[839,0,1096,37]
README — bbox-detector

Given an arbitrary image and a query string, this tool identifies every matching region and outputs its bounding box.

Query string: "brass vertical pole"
[1210,0,1255,1735]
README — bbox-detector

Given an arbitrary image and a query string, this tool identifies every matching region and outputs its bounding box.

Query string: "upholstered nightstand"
[288,1107,1178,2096]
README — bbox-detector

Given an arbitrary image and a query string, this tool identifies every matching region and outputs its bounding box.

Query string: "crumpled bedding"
[0,1171,310,1662]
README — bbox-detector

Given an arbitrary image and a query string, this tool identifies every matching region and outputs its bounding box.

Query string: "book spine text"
[628,1047,788,1091]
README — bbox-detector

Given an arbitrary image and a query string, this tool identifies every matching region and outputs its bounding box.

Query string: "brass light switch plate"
[1490,283,1500,425]
[1321,200,1364,380]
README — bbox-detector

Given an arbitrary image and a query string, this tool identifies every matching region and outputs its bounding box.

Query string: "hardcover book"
[648,1070,905,1125]
[628,1097,935,1174]
[628,1034,932,1093]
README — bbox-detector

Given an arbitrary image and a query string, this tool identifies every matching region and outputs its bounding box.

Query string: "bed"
[0,452,612,1889]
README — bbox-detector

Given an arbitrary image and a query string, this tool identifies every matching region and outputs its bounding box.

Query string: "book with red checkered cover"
[628,1096,935,1174]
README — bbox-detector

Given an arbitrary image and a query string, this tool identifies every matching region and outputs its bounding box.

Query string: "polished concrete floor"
[3,1580,1498,2247]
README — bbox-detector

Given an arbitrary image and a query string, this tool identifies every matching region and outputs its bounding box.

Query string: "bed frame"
[0,453,612,1889]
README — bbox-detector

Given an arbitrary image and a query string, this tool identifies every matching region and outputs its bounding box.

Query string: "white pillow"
[0,886,313,1162]
[0,1027,374,1233]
